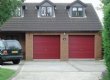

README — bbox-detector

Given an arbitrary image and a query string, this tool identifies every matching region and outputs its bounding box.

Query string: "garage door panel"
[36,51,60,55]
[36,53,60,56]
[36,54,59,59]
[33,35,60,59]
[34,47,59,52]
[69,35,94,58]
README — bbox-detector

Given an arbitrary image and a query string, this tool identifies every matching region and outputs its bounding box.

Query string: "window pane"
[78,11,83,17]
[41,7,46,16]
[47,7,52,16]
[73,7,77,11]
[72,7,77,17]
[78,8,83,17]
[78,8,83,11]
[13,7,22,17]
[6,40,22,49]
[0,41,5,49]
[72,11,77,17]
[16,8,21,16]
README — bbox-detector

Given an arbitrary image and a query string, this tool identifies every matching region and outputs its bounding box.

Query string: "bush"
[101,71,109,80]
[103,3,110,79]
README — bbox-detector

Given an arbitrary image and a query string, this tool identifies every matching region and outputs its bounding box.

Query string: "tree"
[102,0,110,5]
[0,0,24,26]
[103,0,110,79]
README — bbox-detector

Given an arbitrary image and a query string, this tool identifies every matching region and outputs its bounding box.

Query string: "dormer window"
[37,0,56,18]
[40,7,53,17]
[72,7,83,17]
[13,7,22,17]
[66,0,87,18]
[12,6,25,17]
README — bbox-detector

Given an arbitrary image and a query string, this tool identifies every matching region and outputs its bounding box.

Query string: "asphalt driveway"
[2,60,106,80]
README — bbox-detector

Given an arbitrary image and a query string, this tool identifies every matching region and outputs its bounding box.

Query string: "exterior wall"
[95,32,102,59]
[25,32,102,60]
[25,33,33,60]
[60,33,68,60]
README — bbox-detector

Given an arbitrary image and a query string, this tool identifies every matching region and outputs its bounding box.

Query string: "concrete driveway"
[1,62,23,71]
[2,60,106,80]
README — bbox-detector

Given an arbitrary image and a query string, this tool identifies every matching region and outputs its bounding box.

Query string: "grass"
[0,68,15,80]
[102,73,110,80]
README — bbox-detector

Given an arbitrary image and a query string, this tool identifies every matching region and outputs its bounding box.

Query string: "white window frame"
[69,7,86,18]
[40,7,47,16]
[47,7,53,16]
[38,6,55,18]
[12,7,24,18]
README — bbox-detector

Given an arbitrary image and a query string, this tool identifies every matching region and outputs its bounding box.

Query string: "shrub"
[103,3,110,79]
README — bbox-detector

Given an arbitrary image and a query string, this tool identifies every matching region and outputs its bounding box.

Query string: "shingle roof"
[1,3,102,32]
[68,0,87,7]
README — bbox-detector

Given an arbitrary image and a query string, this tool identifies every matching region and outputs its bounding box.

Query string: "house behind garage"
[0,0,102,60]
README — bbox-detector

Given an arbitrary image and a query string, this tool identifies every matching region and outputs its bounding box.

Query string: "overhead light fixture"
[63,32,66,36]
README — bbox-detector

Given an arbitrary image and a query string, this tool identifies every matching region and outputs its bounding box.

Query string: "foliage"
[0,68,15,80]
[101,0,110,5]
[102,72,109,80]
[0,0,24,26]
[103,2,110,80]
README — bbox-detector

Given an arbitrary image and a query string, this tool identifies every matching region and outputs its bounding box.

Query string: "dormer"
[37,0,56,18]
[66,0,87,18]
[12,5,26,18]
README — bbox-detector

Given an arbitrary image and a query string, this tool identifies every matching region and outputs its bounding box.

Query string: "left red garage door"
[33,35,60,59]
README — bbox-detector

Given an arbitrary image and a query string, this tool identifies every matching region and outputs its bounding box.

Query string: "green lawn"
[102,73,110,80]
[0,68,15,80]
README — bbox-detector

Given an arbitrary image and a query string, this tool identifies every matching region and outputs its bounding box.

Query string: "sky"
[24,0,103,22]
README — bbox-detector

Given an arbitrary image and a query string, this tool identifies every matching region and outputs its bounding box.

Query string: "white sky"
[24,0,103,22]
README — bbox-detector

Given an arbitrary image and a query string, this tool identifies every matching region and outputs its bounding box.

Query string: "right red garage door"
[69,35,94,58]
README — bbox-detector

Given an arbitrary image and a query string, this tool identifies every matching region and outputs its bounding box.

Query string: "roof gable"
[38,0,56,7]
[69,0,87,7]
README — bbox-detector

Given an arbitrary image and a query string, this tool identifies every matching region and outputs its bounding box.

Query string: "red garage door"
[33,35,60,59]
[69,35,94,58]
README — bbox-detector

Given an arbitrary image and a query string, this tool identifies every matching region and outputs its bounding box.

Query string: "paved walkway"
[1,62,23,71]
[2,60,106,80]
